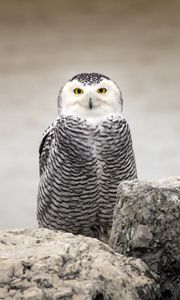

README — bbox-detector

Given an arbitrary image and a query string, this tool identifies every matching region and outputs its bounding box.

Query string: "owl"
[37,73,137,242]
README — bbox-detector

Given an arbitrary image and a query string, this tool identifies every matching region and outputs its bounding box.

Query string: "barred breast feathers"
[37,115,137,236]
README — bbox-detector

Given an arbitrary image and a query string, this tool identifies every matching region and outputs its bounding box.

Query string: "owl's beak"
[89,98,93,109]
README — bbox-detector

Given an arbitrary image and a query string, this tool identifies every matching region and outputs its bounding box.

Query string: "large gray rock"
[109,177,180,300]
[0,229,159,300]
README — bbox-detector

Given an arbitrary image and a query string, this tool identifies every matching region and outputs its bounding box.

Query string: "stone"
[0,228,159,300]
[109,177,180,300]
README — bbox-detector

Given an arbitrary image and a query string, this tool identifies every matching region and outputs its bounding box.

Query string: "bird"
[37,72,137,242]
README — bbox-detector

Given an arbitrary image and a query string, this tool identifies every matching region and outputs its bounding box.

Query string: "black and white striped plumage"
[37,73,137,241]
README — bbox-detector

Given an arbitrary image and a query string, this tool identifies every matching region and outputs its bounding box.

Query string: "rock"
[0,229,159,300]
[109,177,180,300]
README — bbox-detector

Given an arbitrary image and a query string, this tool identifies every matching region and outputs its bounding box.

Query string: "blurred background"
[0,0,179,228]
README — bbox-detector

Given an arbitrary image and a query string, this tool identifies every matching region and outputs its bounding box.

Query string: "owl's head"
[58,73,123,123]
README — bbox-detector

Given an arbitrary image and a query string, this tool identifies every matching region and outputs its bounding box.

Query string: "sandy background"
[0,0,179,228]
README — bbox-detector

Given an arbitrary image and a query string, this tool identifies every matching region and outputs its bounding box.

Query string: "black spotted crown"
[70,73,110,85]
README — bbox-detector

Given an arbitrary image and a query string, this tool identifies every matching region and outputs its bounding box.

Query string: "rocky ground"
[0,177,179,300]
[0,229,159,300]
[110,177,180,300]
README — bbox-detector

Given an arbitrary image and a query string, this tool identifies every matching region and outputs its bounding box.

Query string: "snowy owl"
[37,73,137,242]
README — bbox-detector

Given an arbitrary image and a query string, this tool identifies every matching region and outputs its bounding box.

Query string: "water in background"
[0,0,179,228]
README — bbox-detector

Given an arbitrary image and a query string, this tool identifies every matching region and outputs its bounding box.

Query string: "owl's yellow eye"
[97,88,107,94]
[74,88,84,95]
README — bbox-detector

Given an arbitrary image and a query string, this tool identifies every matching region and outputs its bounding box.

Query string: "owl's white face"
[58,75,123,124]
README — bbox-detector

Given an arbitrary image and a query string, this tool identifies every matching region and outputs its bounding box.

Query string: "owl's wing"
[120,118,138,179]
[39,120,58,176]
